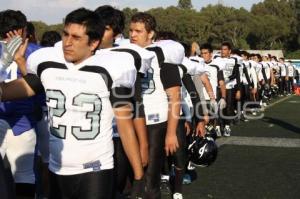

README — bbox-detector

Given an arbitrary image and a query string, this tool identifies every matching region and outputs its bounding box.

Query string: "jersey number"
[46,90,102,140]
[141,67,155,94]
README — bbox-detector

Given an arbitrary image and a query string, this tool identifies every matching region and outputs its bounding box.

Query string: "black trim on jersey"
[217,71,224,82]
[213,55,221,59]
[160,63,182,89]
[146,47,165,66]
[132,73,145,118]
[181,74,204,122]
[80,66,113,90]
[178,64,188,76]
[37,61,67,78]
[23,74,44,94]
[190,59,199,63]
[111,48,142,71]
[262,67,268,82]
[243,64,253,87]
[229,57,241,90]
[209,64,220,71]
[110,87,133,108]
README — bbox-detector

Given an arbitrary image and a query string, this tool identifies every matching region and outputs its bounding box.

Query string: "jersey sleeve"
[160,63,182,89]
[111,43,155,74]
[109,56,137,108]
[153,40,185,64]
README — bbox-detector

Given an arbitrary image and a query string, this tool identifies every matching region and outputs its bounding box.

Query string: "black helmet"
[187,136,218,167]
[205,125,217,140]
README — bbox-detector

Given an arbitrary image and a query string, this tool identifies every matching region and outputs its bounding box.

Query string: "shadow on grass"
[262,116,300,134]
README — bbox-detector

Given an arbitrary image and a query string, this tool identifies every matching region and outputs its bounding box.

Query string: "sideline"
[216,136,300,148]
[265,95,294,110]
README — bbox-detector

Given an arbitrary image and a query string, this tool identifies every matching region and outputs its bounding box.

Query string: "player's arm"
[110,84,144,180]
[0,73,42,101]
[218,70,226,99]
[132,73,148,167]
[179,65,206,137]
[161,63,181,156]
[200,73,215,100]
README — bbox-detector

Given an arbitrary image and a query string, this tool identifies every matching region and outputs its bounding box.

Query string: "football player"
[0,8,142,199]
[129,12,183,198]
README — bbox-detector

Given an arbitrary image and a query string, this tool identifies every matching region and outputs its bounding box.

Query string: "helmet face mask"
[188,136,218,167]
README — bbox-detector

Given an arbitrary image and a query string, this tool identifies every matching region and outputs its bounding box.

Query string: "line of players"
[0,6,298,199]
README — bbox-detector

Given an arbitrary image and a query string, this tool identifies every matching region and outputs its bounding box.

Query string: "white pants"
[0,119,36,184]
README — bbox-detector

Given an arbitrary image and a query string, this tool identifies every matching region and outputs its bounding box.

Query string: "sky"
[0,0,263,25]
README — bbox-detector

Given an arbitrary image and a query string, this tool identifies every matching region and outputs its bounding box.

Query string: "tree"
[178,0,193,9]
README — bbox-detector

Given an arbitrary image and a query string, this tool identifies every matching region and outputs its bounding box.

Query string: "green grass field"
[180,95,300,199]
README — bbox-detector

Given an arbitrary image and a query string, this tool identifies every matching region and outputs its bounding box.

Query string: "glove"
[209,99,218,113]
[0,36,22,68]
[218,98,227,109]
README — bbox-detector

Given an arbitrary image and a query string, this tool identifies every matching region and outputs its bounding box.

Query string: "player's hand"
[218,98,227,109]
[165,131,179,156]
[235,90,241,100]
[251,88,257,95]
[195,121,206,137]
[0,31,22,68]
[203,114,209,124]
[139,144,149,167]
[209,99,218,114]
[184,121,192,135]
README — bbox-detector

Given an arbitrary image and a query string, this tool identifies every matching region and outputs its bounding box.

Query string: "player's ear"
[148,30,155,41]
[90,39,101,52]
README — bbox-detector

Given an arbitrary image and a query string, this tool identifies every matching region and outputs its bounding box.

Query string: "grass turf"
[182,145,300,199]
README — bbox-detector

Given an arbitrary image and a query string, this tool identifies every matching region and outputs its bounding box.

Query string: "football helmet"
[205,125,217,140]
[187,135,218,167]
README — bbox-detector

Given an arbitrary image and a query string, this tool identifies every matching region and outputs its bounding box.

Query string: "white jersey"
[260,61,271,81]
[27,46,136,175]
[97,44,155,137]
[248,60,258,89]
[187,56,207,75]
[202,59,225,100]
[180,57,206,119]
[279,63,287,77]
[214,55,241,89]
[142,40,184,125]
[286,63,295,77]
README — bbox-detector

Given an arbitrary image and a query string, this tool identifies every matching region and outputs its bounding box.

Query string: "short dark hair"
[155,31,178,41]
[94,5,125,36]
[200,43,213,53]
[40,31,61,47]
[221,41,232,50]
[256,54,262,62]
[180,42,191,57]
[131,12,156,33]
[0,9,27,38]
[65,8,105,44]
[27,22,37,43]
[232,48,241,56]
[240,51,249,58]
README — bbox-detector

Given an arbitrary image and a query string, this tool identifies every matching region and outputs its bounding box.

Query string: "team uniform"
[213,55,241,136]
[0,43,40,188]
[241,60,258,111]
[97,43,154,194]
[286,63,295,94]
[141,40,184,198]
[25,45,137,199]
[278,62,287,95]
